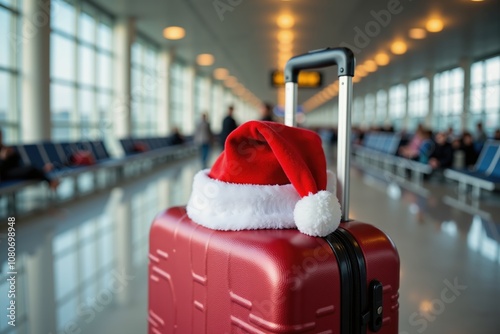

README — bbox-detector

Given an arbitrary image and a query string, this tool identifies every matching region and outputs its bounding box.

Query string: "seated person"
[0,131,59,190]
[418,130,434,164]
[457,132,478,169]
[428,132,454,170]
[169,127,185,146]
[399,128,425,160]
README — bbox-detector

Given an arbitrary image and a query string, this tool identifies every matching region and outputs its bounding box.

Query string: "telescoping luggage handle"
[284,47,355,222]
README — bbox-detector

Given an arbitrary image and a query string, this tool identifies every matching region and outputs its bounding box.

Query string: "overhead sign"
[271,70,323,88]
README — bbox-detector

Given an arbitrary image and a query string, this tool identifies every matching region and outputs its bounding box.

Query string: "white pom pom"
[294,191,342,237]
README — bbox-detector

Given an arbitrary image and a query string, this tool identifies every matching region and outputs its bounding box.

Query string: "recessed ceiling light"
[224,76,238,88]
[277,30,294,43]
[409,28,427,39]
[196,54,214,66]
[163,26,185,40]
[364,60,378,72]
[278,43,293,52]
[426,18,444,32]
[391,40,408,55]
[356,65,367,77]
[374,52,390,66]
[277,14,295,29]
[213,68,229,80]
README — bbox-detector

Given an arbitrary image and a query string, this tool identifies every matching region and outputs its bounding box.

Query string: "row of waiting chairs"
[445,140,500,196]
[1,137,198,216]
[353,132,432,183]
[15,140,112,171]
[119,137,174,155]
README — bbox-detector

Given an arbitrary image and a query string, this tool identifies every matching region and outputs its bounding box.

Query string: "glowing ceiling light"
[409,28,427,39]
[278,43,293,52]
[213,68,229,80]
[277,14,295,29]
[374,52,390,66]
[277,30,294,43]
[426,18,444,32]
[224,76,238,88]
[163,26,185,40]
[196,54,214,66]
[391,40,408,55]
[364,60,378,72]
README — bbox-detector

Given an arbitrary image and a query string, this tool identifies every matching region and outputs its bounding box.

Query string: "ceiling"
[92,0,500,105]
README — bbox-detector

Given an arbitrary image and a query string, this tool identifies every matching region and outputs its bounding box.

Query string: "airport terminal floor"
[2,152,499,334]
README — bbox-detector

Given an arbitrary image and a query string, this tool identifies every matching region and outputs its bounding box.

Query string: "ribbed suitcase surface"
[148,207,399,334]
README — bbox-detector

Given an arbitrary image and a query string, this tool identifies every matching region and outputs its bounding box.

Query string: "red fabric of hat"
[187,120,341,237]
[209,121,326,195]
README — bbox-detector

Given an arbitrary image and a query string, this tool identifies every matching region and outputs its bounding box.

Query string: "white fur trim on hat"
[187,170,301,231]
[294,191,342,237]
[186,169,342,236]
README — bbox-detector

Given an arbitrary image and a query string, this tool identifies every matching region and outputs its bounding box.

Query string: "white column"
[425,70,435,128]
[157,49,172,135]
[21,0,51,141]
[461,58,472,132]
[113,18,135,139]
[402,79,410,130]
[183,67,195,134]
[24,231,57,334]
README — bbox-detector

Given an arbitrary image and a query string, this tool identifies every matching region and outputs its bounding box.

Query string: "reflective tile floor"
[0,154,499,334]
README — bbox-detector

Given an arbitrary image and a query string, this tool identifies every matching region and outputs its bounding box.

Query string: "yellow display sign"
[271,70,323,88]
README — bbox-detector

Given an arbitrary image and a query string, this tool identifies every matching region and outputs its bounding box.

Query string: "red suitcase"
[148,48,400,334]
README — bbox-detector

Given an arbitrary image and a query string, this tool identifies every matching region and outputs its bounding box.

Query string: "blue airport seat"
[92,141,111,160]
[21,144,47,170]
[444,140,500,194]
[474,141,499,173]
[42,142,67,168]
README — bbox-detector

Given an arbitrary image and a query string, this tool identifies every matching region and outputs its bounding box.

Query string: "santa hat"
[186,121,342,237]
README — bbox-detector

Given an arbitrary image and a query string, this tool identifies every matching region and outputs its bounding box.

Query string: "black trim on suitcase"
[325,229,368,334]
[326,233,354,334]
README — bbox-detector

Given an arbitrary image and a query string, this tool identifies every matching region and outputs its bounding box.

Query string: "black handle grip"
[284,47,355,83]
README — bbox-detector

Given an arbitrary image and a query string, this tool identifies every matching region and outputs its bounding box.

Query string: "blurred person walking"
[194,113,214,169]
[219,105,238,149]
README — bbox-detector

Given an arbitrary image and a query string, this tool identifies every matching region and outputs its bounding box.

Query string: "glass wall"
[388,84,406,130]
[194,75,210,122]
[0,0,21,142]
[363,94,375,127]
[353,96,364,126]
[375,90,387,127]
[407,77,429,131]
[169,62,187,133]
[432,67,464,131]
[50,0,114,141]
[131,38,160,137]
[469,56,500,133]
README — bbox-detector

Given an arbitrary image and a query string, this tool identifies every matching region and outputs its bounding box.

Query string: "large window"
[469,56,500,133]
[194,75,210,122]
[408,77,429,131]
[433,67,464,131]
[50,0,114,141]
[0,1,21,142]
[353,96,364,126]
[388,84,406,130]
[210,84,224,133]
[363,94,375,127]
[169,62,187,132]
[131,39,160,136]
[375,90,387,126]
